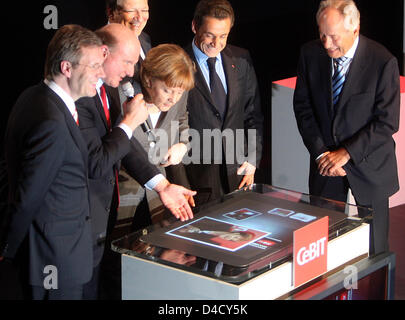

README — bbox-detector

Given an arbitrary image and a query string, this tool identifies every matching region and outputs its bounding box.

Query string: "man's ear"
[60,60,73,78]
[191,20,197,34]
[354,25,360,37]
[101,45,109,59]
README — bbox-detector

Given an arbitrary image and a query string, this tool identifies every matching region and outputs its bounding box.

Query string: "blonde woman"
[130,44,195,231]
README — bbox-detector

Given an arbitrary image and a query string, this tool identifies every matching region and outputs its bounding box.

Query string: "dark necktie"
[332,56,348,106]
[207,57,227,119]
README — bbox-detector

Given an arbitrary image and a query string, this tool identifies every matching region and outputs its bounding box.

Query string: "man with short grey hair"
[293,0,400,255]
[0,25,105,300]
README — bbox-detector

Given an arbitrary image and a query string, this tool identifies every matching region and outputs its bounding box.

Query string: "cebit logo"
[296,237,327,266]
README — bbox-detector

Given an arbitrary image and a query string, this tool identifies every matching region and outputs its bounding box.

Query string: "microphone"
[121,81,156,147]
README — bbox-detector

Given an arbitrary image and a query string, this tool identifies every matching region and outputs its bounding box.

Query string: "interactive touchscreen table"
[140,191,353,270]
[112,184,371,287]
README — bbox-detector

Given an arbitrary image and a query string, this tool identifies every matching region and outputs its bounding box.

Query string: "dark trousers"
[189,163,231,208]
[0,259,26,299]
[82,264,100,300]
[357,198,389,255]
[98,243,121,300]
[311,175,389,256]
[131,195,152,232]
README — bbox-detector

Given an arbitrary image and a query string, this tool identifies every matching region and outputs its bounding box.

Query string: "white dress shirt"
[44,79,78,122]
[192,39,228,94]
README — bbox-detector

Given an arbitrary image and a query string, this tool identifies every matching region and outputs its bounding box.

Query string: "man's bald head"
[95,23,140,57]
[95,23,141,87]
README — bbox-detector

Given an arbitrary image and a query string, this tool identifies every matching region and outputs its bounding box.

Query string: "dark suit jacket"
[131,32,152,89]
[139,32,152,58]
[1,82,93,287]
[293,35,400,204]
[184,44,263,202]
[76,84,159,266]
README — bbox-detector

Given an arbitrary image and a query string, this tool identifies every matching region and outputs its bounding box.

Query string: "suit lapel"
[45,85,88,169]
[193,57,216,107]
[134,32,151,80]
[335,35,368,111]
[221,47,238,125]
[155,111,167,129]
[317,46,334,119]
[139,32,152,54]
[94,90,109,130]
[105,85,122,126]
[186,44,222,115]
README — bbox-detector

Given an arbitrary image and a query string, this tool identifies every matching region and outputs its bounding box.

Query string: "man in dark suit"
[293,0,400,255]
[0,25,106,299]
[76,23,195,299]
[106,0,155,231]
[184,0,263,206]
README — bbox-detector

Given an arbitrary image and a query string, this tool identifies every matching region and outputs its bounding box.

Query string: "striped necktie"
[332,56,348,106]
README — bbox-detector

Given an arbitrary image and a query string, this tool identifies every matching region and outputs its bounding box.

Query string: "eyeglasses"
[71,46,108,71]
[74,63,104,71]
[117,7,149,15]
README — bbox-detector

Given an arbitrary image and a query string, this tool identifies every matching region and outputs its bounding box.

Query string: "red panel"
[400,76,405,93]
[273,77,297,89]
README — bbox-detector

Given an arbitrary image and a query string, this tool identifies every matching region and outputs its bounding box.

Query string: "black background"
[2,0,403,183]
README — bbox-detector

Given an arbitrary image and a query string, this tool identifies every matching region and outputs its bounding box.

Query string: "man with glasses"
[106,0,150,87]
[0,25,105,300]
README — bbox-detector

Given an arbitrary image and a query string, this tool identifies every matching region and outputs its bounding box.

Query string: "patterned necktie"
[207,57,227,119]
[99,84,111,129]
[332,56,348,106]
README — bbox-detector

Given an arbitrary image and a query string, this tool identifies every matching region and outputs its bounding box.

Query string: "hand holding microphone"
[121,82,149,131]
[122,81,157,147]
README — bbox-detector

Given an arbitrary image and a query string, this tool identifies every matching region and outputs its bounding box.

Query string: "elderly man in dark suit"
[184,0,263,206]
[0,25,106,300]
[293,0,400,255]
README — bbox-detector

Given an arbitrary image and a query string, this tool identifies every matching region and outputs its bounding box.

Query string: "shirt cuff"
[118,123,133,139]
[145,174,165,190]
